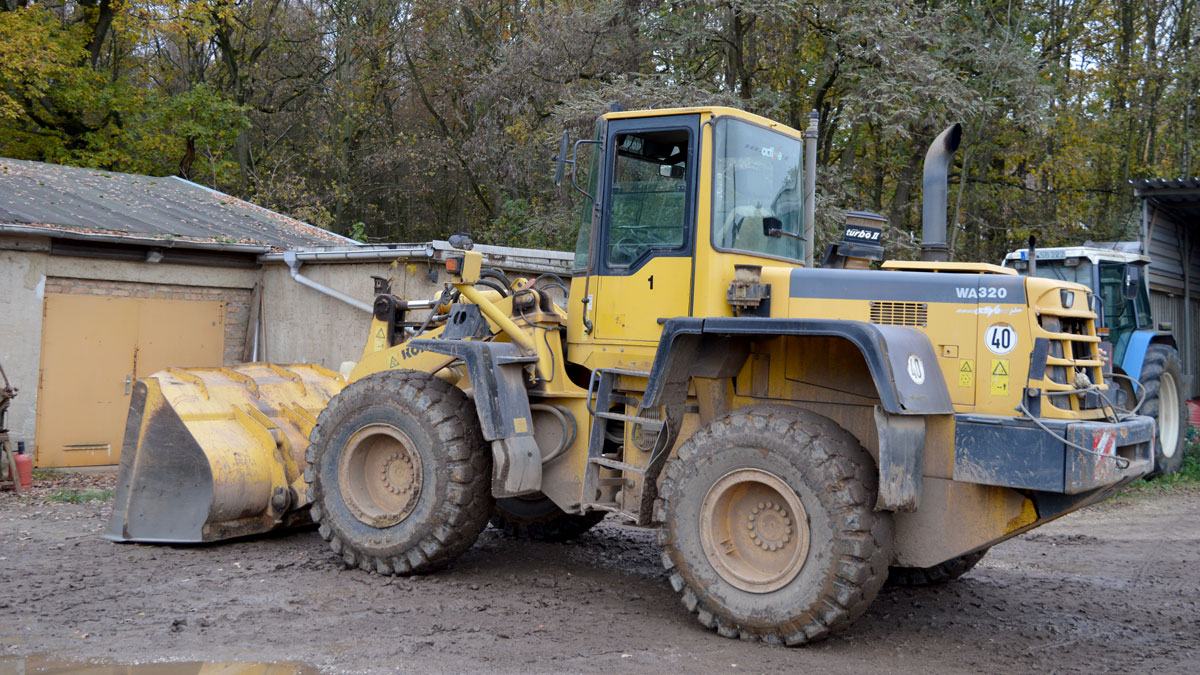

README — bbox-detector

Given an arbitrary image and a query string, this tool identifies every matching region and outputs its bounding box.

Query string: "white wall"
[258,260,443,368]
[0,240,49,448]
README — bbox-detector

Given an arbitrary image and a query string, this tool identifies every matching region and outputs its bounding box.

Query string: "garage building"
[0,157,571,468]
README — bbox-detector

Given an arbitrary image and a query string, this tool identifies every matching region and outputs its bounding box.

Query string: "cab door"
[592,114,699,342]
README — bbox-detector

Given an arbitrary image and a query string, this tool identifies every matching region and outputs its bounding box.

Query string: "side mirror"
[553,131,569,187]
[1122,265,1141,300]
[762,216,783,237]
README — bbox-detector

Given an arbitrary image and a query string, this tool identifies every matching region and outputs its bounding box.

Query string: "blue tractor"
[1004,244,1189,476]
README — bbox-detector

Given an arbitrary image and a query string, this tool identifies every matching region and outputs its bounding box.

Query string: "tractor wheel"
[887,549,987,586]
[304,370,492,575]
[657,405,892,645]
[491,495,606,541]
[1141,344,1188,477]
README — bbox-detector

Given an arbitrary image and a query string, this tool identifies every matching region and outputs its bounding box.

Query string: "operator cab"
[561,107,809,358]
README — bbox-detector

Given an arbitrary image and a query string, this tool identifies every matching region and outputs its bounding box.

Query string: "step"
[593,411,664,431]
[589,456,647,474]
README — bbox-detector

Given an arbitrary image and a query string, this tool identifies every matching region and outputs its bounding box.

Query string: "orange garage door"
[35,294,226,468]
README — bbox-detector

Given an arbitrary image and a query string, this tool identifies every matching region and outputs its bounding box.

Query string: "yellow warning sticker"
[373,325,387,352]
[990,359,1009,396]
[958,359,974,387]
[513,417,528,433]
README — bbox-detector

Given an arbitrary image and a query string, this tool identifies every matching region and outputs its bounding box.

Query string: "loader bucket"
[105,364,346,543]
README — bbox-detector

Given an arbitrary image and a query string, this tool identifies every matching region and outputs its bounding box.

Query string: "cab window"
[605,129,690,268]
[1099,262,1137,332]
[572,121,603,271]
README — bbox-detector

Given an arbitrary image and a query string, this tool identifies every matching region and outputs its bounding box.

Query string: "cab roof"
[1003,245,1150,266]
[603,107,805,139]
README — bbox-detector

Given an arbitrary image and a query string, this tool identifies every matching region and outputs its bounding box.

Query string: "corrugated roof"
[0,157,356,251]
[1131,177,1200,221]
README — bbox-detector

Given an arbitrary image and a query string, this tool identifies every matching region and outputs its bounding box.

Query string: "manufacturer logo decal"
[956,305,1024,317]
[956,286,1009,299]
[844,228,881,241]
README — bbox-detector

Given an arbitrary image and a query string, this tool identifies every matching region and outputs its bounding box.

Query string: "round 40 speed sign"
[985,323,1016,355]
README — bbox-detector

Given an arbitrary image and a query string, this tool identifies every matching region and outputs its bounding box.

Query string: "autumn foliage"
[1,0,1195,262]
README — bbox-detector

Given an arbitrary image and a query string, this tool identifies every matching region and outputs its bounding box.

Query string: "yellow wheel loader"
[108,106,1155,645]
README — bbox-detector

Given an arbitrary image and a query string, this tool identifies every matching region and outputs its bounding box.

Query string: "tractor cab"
[1003,245,1154,362]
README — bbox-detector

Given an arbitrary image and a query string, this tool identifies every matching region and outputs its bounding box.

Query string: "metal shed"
[1133,178,1200,396]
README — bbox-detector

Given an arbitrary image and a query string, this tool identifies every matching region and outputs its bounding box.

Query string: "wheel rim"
[1159,372,1181,459]
[338,423,423,528]
[699,468,810,594]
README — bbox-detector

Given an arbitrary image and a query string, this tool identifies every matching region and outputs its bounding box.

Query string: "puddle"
[0,656,319,675]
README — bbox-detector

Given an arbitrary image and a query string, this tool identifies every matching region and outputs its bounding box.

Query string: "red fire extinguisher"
[15,441,32,491]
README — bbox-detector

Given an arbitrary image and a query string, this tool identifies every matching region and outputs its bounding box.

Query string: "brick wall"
[43,277,252,365]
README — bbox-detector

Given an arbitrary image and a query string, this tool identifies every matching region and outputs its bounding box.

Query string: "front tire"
[1141,344,1188,477]
[657,405,892,645]
[304,370,493,574]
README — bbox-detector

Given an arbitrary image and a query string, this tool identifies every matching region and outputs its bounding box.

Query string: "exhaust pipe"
[803,111,818,268]
[920,123,963,262]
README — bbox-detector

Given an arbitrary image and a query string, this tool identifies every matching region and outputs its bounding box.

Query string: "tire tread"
[658,405,892,646]
[305,370,492,575]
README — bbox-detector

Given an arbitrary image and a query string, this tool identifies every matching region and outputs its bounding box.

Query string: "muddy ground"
[0,475,1197,674]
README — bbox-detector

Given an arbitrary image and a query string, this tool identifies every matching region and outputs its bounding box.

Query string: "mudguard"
[410,338,542,497]
[1120,330,1175,392]
[641,317,953,415]
[639,317,952,511]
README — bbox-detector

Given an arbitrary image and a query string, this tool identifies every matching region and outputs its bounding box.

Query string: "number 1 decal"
[648,275,654,290]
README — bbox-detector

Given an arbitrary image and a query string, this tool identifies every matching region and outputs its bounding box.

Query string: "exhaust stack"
[920,123,963,262]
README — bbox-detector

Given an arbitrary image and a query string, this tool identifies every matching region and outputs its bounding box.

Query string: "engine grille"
[870,301,927,327]
[1035,304,1105,416]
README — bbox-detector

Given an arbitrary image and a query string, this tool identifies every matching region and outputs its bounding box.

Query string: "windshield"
[711,118,804,262]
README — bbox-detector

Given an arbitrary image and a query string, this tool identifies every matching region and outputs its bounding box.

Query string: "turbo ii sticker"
[985,323,1016,356]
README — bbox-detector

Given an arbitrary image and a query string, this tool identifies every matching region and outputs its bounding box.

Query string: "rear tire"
[657,405,892,645]
[887,549,987,586]
[304,370,493,575]
[491,496,606,541]
[1141,344,1188,477]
